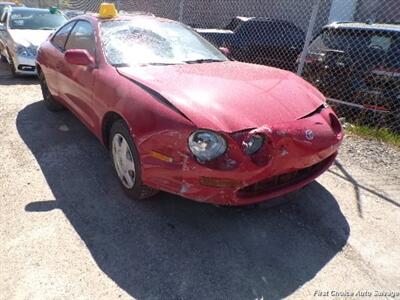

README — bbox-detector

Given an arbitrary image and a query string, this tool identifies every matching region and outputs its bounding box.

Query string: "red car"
[36,5,343,206]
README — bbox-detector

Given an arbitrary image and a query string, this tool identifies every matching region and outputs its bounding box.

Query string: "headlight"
[188,130,227,162]
[15,45,37,58]
[242,134,264,155]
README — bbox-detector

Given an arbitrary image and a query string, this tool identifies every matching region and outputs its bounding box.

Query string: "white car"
[0,7,67,76]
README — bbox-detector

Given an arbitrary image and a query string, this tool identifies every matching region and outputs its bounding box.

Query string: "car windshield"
[312,29,397,50]
[309,30,371,53]
[101,19,228,66]
[9,10,67,30]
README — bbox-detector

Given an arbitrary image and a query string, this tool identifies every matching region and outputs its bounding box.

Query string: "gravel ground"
[0,61,399,300]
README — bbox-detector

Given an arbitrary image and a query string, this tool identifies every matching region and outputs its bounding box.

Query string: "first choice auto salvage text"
[313,290,400,298]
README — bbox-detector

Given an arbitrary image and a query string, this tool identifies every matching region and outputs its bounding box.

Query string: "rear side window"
[238,20,304,44]
[238,21,273,35]
[52,21,75,51]
[309,29,395,53]
[309,30,368,53]
[236,21,274,42]
[65,21,95,56]
[225,18,243,31]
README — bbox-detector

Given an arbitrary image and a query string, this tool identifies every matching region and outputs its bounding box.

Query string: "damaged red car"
[36,7,343,206]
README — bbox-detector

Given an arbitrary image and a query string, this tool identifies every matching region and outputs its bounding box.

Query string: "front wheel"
[9,56,17,77]
[110,120,158,200]
[5,49,19,78]
[0,52,7,63]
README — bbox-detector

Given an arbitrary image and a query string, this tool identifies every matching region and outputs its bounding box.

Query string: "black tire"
[0,53,6,63]
[6,49,19,78]
[109,120,158,200]
[9,57,18,77]
[39,72,65,112]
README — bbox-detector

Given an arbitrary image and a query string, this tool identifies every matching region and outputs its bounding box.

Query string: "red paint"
[36,15,343,206]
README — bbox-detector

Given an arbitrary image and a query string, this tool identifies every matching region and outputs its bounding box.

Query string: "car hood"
[9,29,53,48]
[118,61,325,132]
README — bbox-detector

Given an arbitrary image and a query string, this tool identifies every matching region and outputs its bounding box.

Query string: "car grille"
[237,154,335,198]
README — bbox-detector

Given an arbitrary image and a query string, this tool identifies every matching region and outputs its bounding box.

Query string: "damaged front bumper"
[140,107,343,206]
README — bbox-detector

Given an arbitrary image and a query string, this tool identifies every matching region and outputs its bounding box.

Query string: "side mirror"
[219,46,231,57]
[64,49,94,66]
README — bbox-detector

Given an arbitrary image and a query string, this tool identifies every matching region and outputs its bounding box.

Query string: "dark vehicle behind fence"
[196,17,305,71]
[302,22,400,130]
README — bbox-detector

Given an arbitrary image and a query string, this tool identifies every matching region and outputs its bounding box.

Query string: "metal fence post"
[297,0,322,76]
[179,0,184,22]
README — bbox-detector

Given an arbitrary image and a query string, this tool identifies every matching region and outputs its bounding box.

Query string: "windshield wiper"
[184,59,224,64]
[39,27,55,30]
[145,62,183,66]
[112,62,183,68]
[112,63,130,67]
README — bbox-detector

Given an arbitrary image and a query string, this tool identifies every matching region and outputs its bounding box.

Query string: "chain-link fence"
[23,0,400,132]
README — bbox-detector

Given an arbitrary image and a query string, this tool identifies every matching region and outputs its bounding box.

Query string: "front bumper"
[141,107,343,206]
[12,54,37,75]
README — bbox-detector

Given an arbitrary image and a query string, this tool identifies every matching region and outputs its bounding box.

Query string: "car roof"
[232,16,290,23]
[324,22,400,33]
[77,12,174,25]
[234,16,254,22]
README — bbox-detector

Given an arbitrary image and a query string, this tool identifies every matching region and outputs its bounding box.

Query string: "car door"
[42,21,76,98]
[59,20,97,130]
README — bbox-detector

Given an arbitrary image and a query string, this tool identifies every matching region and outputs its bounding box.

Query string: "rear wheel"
[39,72,65,111]
[109,120,158,200]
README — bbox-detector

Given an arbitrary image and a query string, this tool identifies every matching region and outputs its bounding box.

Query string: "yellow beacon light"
[99,3,118,19]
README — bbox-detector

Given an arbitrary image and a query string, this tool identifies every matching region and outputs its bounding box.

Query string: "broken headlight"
[189,130,227,162]
[242,134,264,155]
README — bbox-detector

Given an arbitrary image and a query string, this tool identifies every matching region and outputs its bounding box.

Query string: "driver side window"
[51,21,76,51]
[65,21,95,57]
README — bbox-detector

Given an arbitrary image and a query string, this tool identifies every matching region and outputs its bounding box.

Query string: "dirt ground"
[0,61,399,300]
